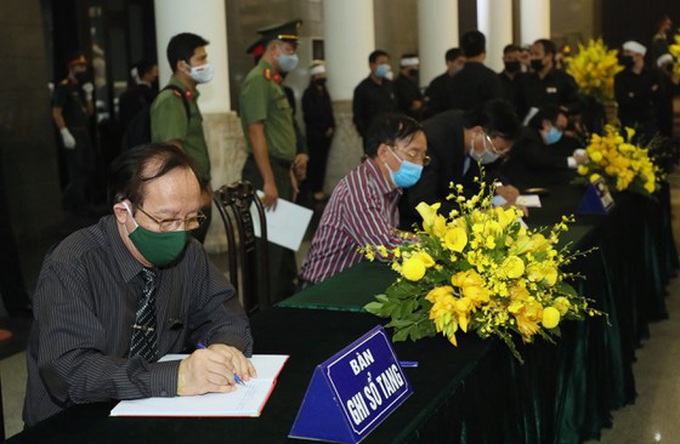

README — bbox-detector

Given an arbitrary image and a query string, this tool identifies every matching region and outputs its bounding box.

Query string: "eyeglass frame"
[134,205,207,232]
[389,145,431,167]
[482,132,512,156]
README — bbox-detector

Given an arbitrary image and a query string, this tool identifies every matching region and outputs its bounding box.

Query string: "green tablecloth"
[275,181,677,443]
[9,180,677,444]
[278,261,397,312]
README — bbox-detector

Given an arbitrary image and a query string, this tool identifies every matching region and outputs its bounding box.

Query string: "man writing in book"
[23,144,256,427]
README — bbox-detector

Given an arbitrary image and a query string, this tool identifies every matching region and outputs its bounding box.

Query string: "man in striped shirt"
[300,114,427,285]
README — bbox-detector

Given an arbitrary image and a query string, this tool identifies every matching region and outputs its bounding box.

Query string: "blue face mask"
[385,149,423,188]
[375,63,391,78]
[276,52,299,72]
[545,126,563,145]
[469,134,500,165]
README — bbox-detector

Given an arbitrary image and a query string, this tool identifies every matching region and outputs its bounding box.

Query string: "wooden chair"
[213,181,270,315]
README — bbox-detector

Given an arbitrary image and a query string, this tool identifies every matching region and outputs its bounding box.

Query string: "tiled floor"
[2,177,680,441]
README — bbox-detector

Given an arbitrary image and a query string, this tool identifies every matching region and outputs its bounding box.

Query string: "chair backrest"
[213,181,270,315]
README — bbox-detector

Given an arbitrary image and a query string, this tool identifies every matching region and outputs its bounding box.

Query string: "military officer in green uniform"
[151,33,214,243]
[240,20,308,303]
[52,53,95,213]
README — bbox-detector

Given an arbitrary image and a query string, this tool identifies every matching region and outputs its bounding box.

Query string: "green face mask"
[125,204,189,267]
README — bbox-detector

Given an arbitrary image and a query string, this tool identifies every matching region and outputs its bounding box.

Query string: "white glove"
[82,82,94,101]
[60,128,76,149]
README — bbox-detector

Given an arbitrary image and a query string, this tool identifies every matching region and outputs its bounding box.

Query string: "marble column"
[520,0,551,46]
[322,0,375,192]
[154,0,246,252]
[418,0,459,88]
[477,0,513,73]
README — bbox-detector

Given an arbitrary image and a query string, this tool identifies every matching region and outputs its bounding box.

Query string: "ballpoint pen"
[196,342,247,386]
[399,361,419,368]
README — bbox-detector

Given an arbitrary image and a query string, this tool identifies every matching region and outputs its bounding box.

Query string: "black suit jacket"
[399,110,487,229]
[498,127,583,188]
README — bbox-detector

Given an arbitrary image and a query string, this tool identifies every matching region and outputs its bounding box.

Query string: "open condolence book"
[110,354,289,417]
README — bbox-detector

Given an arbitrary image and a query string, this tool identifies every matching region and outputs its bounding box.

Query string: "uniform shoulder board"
[263,68,282,84]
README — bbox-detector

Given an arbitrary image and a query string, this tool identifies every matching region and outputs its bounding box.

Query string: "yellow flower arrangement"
[565,38,623,103]
[670,32,680,75]
[362,179,601,362]
[575,125,662,195]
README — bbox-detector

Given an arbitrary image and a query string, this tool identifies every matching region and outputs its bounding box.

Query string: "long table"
[8,177,677,443]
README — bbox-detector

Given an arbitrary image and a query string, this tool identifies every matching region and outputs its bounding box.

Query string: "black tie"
[129,268,158,362]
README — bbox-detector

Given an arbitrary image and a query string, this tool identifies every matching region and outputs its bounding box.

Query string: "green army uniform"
[150,75,212,243]
[240,59,297,200]
[53,79,94,211]
[151,75,211,183]
[240,59,299,304]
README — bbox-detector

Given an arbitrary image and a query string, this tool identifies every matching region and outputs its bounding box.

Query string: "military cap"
[67,52,87,66]
[246,19,303,56]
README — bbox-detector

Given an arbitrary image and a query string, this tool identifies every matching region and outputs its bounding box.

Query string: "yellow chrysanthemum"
[401,255,426,281]
[501,255,525,279]
[553,296,571,316]
[542,307,561,329]
[425,286,454,303]
[451,269,485,288]
[444,227,468,252]
[414,251,435,268]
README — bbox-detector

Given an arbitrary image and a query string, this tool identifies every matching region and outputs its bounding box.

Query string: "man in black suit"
[498,105,587,188]
[424,47,465,118]
[399,99,522,229]
[447,31,502,111]
[516,39,580,121]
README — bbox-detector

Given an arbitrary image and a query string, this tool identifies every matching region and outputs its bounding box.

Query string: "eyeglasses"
[484,133,511,156]
[391,147,431,166]
[135,205,206,232]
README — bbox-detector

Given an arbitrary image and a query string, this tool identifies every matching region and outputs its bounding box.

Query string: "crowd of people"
[2,12,679,431]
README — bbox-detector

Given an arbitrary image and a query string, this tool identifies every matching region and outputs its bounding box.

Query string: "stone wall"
[0,0,63,241]
[203,111,248,253]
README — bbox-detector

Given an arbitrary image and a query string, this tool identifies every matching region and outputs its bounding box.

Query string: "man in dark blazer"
[399,99,522,229]
[498,105,587,188]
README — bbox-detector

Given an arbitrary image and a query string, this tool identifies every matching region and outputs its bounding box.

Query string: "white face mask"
[469,133,500,164]
[187,63,214,84]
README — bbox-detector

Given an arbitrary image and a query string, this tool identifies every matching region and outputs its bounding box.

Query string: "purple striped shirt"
[300,157,403,284]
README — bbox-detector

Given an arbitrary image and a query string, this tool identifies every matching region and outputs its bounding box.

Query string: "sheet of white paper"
[516,194,542,208]
[250,192,313,251]
[110,354,288,418]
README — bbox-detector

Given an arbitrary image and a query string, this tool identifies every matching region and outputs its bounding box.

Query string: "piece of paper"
[516,194,542,208]
[250,192,313,251]
[109,354,289,418]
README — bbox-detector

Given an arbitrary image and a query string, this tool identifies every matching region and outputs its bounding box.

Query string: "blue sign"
[577,178,615,215]
[289,325,412,443]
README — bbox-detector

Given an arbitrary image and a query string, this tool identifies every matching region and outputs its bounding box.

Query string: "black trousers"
[0,157,31,315]
[242,156,298,304]
[306,134,332,193]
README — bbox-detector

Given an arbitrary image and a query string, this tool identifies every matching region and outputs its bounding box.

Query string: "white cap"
[657,53,673,67]
[622,41,647,56]
[400,57,420,67]
[309,64,326,75]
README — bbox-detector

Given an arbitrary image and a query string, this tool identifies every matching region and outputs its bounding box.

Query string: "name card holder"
[289,325,412,443]
[577,177,615,215]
